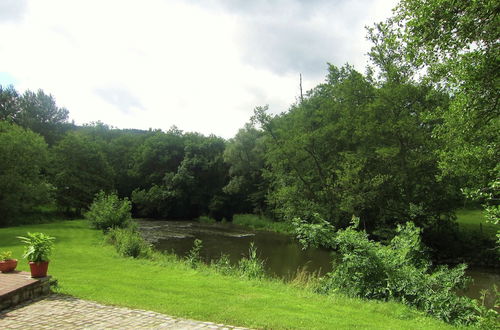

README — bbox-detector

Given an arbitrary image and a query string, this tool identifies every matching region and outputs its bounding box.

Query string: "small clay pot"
[29,261,49,278]
[0,259,18,273]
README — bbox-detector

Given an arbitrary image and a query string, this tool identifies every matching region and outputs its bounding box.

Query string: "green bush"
[186,239,203,268]
[238,243,265,279]
[211,253,234,275]
[85,191,132,232]
[293,216,497,326]
[106,227,151,258]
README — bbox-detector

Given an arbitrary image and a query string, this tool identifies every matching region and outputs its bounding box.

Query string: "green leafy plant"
[314,219,495,326]
[106,227,152,258]
[18,232,55,262]
[85,191,132,232]
[0,250,14,261]
[186,239,203,268]
[211,253,234,275]
[238,242,265,279]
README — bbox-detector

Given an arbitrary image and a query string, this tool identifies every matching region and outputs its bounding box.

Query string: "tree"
[223,122,268,214]
[132,133,230,220]
[18,89,70,145]
[0,122,52,225]
[51,132,113,214]
[378,0,499,237]
[0,85,20,122]
[130,128,185,189]
[255,64,459,232]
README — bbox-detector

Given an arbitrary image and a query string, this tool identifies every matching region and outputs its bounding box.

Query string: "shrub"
[322,219,492,325]
[186,239,203,268]
[85,191,132,232]
[238,243,265,279]
[211,253,234,275]
[106,227,151,258]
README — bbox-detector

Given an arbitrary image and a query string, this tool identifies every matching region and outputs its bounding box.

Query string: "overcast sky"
[0,0,397,138]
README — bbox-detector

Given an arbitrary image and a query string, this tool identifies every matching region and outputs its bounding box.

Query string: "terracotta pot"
[0,259,18,273]
[29,261,49,278]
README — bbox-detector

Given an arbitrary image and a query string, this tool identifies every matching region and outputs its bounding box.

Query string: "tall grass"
[233,214,292,234]
[456,209,498,239]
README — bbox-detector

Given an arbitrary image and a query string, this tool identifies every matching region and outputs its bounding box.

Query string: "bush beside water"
[85,191,132,232]
[293,216,499,327]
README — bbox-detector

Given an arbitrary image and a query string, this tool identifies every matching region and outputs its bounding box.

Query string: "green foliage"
[378,0,500,243]
[85,191,132,232]
[18,232,55,262]
[196,216,216,224]
[0,250,13,261]
[0,85,70,145]
[0,121,53,225]
[51,132,114,213]
[233,214,292,234]
[223,123,268,214]
[0,85,19,122]
[132,133,231,220]
[211,253,233,275]
[237,243,265,279]
[186,239,203,268]
[17,89,69,145]
[255,64,459,232]
[106,227,152,258]
[313,220,495,326]
[292,213,336,249]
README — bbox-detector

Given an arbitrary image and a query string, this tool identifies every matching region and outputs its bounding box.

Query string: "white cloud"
[0,0,397,138]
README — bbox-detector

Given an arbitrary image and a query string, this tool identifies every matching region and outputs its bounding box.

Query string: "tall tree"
[223,122,268,214]
[378,0,499,237]
[0,85,20,122]
[0,122,52,225]
[18,89,70,145]
[255,64,458,231]
[51,132,113,214]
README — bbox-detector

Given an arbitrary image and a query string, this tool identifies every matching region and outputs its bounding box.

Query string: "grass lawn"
[0,220,453,329]
[456,208,498,239]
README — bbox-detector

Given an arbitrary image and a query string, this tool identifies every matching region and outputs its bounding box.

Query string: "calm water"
[139,220,333,278]
[139,220,499,308]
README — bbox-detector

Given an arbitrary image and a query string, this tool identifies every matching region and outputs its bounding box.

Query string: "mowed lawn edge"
[0,220,453,329]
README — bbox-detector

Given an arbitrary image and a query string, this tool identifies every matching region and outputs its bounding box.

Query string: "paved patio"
[0,294,249,329]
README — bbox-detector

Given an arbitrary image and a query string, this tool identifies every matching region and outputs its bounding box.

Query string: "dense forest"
[1,0,498,264]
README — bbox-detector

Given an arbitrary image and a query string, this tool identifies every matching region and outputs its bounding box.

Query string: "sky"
[0,0,397,138]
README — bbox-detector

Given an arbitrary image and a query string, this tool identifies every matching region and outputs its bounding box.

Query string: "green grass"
[233,214,293,234]
[456,208,499,239]
[0,220,453,329]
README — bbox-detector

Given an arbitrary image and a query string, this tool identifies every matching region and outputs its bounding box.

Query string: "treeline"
[1,0,497,256]
[0,88,235,222]
[0,67,488,231]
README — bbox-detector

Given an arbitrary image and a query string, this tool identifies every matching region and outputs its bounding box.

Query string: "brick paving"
[0,294,250,329]
[0,271,39,296]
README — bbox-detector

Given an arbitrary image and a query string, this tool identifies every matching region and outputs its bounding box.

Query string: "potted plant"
[0,250,18,273]
[18,232,55,278]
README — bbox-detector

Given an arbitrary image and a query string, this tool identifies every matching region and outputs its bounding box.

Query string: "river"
[139,220,499,310]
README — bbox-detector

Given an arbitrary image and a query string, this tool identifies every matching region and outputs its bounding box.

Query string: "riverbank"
[231,211,499,268]
[0,220,451,329]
